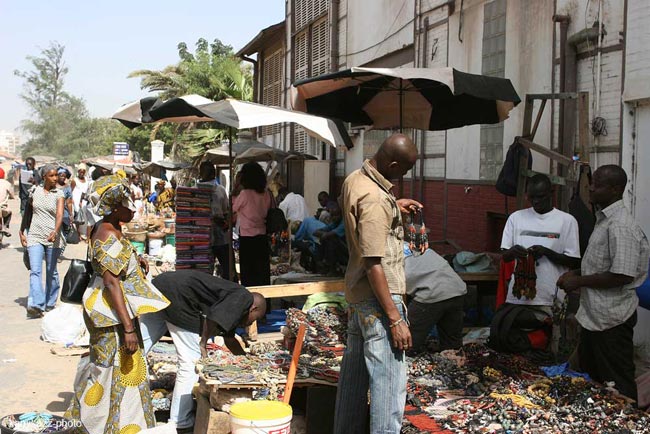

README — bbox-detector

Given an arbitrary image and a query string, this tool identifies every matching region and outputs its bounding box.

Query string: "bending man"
[140,270,267,432]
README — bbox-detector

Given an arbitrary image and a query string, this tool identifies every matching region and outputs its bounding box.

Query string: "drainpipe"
[552,15,570,163]
[329,0,340,71]
[594,0,603,169]
[329,0,340,194]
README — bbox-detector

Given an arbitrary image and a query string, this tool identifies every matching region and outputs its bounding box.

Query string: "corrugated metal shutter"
[261,47,284,137]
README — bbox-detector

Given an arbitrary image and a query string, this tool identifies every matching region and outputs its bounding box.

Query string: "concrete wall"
[555,0,625,168]
[622,0,650,225]
[342,0,415,67]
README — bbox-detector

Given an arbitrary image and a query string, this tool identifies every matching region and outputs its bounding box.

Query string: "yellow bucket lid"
[230,401,292,420]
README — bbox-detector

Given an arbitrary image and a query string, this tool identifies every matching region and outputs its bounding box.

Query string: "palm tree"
[129,38,253,159]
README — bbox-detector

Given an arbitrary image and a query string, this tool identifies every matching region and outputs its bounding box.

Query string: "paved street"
[0,192,85,416]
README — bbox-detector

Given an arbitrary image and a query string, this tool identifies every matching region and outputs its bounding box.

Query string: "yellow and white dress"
[67,234,170,434]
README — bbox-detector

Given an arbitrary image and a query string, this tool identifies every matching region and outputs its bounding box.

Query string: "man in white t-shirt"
[501,174,581,309]
[278,187,310,223]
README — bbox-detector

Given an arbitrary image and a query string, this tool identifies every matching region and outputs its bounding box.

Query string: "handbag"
[266,191,288,234]
[61,258,94,304]
[66,229,80,245]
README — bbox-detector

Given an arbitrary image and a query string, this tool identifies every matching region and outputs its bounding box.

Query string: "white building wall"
[270,0,638,182]
[343,0,415,67]
[445,0,484,180]
[418,0,555,181]
[502,0,554,174]
[622,0,650,225]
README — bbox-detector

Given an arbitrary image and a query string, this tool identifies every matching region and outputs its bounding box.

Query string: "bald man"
[334,133,422,434]
[559,165,649,401]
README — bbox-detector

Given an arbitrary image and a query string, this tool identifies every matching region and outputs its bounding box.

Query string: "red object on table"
[496,259,515,309]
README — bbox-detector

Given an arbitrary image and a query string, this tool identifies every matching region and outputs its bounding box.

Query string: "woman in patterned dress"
[19,164,65,318]
[66,174,170,434]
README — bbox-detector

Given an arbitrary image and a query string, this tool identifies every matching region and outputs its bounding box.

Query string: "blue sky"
[0,0,285,134]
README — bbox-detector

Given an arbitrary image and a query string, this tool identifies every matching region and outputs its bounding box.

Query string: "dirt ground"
[0,174,84,417]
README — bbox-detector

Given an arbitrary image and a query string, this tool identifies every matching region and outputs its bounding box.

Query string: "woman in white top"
[130,174,144,218]
[71,165,89,239]
[19,165,65,318]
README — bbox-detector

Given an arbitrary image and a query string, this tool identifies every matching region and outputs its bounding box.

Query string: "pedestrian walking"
[19,165,65,318]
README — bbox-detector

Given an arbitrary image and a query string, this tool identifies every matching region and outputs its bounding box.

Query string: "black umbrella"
[290,67,521,131]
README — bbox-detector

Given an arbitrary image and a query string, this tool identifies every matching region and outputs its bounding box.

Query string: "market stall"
[185,279,650,434]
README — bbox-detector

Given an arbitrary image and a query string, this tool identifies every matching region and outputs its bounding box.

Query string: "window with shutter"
[294,126,309,154]
[311,18,329,77]
[292,0,331,157]
[261,47,284,137]
[294,30,309,80]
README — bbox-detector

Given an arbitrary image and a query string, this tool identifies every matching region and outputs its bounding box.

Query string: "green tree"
[129,38,253,159]
[14,41,70,112]
[129,37,253,102]
[15,42,134,162]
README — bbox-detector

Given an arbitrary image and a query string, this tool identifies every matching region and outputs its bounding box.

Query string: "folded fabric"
[540,362,591,380]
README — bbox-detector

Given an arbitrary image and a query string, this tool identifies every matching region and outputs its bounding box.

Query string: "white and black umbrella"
[112,95,353,149]
[290,67,521,131]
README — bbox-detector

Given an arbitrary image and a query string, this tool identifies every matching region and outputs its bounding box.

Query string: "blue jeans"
[27,244,63,310]
[333,295,407,434]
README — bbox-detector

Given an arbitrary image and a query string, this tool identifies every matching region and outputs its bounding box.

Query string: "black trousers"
[320,237,348,271]
[407,295,465,351]
[212,244,236,282]
[579,311,637,401]
[239,235,270,287]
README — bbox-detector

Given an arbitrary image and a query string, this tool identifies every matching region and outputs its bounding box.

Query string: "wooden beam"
[530,99,547,141]
[248,280,345,299]
[517,137,574,166]
[525,92,578,101]
[522,98,535,137]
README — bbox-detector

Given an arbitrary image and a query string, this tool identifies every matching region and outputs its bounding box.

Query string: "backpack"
[488,304,550,353]
[496,139,533,197]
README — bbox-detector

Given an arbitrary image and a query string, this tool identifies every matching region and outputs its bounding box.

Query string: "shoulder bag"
[61,247,93,305]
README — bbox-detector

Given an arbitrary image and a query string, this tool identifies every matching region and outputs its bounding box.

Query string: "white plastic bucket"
[230,401,292,434]
[148,238,164,256]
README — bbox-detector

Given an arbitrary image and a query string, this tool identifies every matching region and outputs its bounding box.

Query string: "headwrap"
[89,174,137,217]
[57,167,71,178]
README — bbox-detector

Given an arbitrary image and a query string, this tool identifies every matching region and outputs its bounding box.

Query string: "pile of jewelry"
[286,306,347,382]
[403,343,650,433]
[198,346,294,400]
[1,412,67,433]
